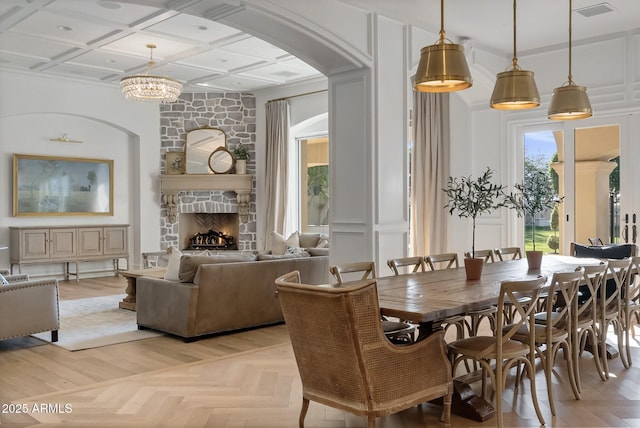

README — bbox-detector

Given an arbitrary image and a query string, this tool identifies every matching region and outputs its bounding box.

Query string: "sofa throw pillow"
[298,233,320,249]
[163,246,183,281]
[286,245,311,257]
[271,231,300,255]
[315,237,329,248]
[306,247,329,257]
[0,273,8,285]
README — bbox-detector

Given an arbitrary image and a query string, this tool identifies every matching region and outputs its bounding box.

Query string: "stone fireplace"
[159,92,257,251]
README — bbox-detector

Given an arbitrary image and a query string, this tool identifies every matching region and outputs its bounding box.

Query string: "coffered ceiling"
[342,0,640,56]
[1,0,639,93]
[0,0,324,92]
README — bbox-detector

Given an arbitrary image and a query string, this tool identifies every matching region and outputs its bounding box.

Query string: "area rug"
[32,294,162,351]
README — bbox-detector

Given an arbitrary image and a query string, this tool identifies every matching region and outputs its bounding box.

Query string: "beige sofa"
[136,253,330,341]
[0,276,60,342]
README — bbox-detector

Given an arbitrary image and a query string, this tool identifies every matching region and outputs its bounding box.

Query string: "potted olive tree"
[504,170,562,269]
[443,167,506,280]
[232,143,250,174]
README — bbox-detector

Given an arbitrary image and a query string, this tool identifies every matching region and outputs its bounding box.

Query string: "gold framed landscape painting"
[13,154,114,216]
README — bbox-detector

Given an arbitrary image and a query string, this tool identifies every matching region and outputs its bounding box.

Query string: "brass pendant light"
[548,0,592,120]
[490,0,540,110]
[413,0,472,92]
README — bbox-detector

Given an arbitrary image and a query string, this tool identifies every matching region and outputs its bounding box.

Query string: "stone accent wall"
[159,92,256,251]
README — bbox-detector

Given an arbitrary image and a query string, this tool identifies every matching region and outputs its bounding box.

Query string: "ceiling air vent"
[575,3,615,18]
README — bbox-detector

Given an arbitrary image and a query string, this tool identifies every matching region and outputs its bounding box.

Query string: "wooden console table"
[9,225,129,281]
[118,267,166,310]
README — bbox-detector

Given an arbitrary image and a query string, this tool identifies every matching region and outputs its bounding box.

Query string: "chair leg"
[573,330,582,394]
[299,398,309,428]
[495,362,503,428]
[544,346,557,416]
[600,324,610,380]
[624,314,633,367]
[523,356,545,426]
[617,320,630,369]
[440,388,452,426]
[51,330,58,343]
[562,341,580,400]
[367,415,376,428]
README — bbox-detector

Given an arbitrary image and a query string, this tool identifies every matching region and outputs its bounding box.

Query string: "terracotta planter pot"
[464,257,484,280]
[526,250,543,270]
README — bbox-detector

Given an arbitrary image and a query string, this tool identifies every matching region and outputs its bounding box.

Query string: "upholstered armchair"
[0,277,59,342]
[275,271,453,428]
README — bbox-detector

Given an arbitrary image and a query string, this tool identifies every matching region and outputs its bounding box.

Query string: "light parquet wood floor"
[1,276,640,427]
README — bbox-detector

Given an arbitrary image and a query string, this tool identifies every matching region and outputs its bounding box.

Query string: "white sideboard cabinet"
[10,225,129,280]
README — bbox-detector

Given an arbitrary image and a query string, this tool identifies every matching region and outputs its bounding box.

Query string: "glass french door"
[518,113,640,255]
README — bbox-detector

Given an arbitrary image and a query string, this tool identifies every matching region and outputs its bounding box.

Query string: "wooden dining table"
[374,255,605,422]
[376,255,602,331]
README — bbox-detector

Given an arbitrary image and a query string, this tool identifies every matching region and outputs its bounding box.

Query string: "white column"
[328,15,409,270]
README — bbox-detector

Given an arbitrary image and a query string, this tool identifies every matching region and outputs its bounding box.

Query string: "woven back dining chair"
[276,271,453,428]
[464,249,495,263]
[598,258,633,376]
[495,247,522,261]
[438,249,496,336]
[574,263,608,390]
[425,253,459,270]
[495,247,526,324]
[512,269,583,415]
[622,256,640,367]
[386,256,427,276]
[329,261,376,283]
[330,261,415,344]
[448,276,547,428]
[424,253,474,341]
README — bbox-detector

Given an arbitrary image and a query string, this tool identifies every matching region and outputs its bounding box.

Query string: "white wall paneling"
[372,15,410,265]
[329,68,373,265]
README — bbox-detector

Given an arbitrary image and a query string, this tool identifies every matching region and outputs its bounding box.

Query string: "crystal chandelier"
[120,44,183,103]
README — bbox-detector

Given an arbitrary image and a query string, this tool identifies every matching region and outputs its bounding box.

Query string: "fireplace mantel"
[159,174,253,223]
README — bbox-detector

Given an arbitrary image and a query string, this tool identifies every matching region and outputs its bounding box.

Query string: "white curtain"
[410,92,450,256]
[264,99,290,248]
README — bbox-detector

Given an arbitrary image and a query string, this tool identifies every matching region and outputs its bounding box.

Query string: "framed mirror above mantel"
[159,174,252,224]
[185,127,227,174]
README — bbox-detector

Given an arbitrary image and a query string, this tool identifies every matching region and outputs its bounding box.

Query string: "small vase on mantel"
[464,257,484,281]
[526,250,543,270]
[235,159,247,175]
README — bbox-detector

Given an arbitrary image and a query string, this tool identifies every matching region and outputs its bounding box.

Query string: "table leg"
[119,277,137,311]
[583,337,619,359]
